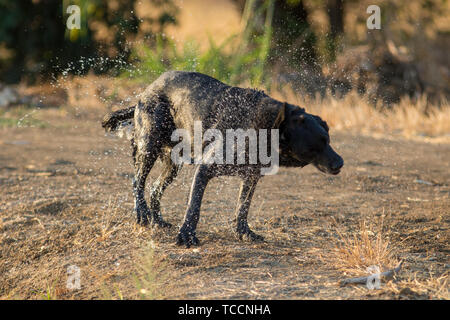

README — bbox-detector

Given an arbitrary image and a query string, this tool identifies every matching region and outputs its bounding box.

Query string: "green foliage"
[0,106,48,128]
[0,0,178,83]
[124,35,270,90]
[124,0,276,91]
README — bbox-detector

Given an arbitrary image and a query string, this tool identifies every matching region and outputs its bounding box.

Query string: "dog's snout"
[331,158,343,170]
[329,156,344,173]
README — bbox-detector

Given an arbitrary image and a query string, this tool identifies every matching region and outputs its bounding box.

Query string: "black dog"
[102,71,343,247]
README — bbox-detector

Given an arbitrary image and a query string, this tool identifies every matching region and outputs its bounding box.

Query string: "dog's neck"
[253,98,285,130]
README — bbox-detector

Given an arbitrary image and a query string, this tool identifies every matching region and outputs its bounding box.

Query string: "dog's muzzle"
[314,145,344,175]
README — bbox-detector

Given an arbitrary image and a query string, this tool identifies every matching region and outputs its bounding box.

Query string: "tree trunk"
[232,0,318,69]
[327,0,344,40]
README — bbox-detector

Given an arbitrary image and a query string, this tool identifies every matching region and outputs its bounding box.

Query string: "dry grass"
[131,245,169,300]
[93,198,170,300]
[326,213,449,300]
[273,88,450,141]
[329,213,399,277]
[101,245,168,300]
[381,271,449,300]
[1,113,448,299]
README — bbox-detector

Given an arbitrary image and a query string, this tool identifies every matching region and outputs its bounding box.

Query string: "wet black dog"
[102,71,343,247]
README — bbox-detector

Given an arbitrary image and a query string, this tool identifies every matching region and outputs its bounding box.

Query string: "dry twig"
[340,261,403,287]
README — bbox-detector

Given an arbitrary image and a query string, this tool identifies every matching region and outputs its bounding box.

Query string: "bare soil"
[0,108,448,299]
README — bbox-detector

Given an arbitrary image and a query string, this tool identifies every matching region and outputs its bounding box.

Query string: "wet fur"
[102,71,343,247]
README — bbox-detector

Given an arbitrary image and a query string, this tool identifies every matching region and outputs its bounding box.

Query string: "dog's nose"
[330,157,344,171]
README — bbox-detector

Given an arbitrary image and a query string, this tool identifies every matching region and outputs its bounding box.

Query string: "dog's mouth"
[286,151,342,175]
[329,168,341,175]
[315,164,341,175]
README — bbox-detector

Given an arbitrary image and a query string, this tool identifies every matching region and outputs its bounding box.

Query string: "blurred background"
[0,0,449,136]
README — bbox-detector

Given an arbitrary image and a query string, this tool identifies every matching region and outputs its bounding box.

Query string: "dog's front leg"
[176,164,211,248]
[235,176,264,242]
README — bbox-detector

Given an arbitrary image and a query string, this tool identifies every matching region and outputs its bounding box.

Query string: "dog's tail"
[102,106,135,132]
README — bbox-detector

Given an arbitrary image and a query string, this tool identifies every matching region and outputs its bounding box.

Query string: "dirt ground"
[0,107,448,300]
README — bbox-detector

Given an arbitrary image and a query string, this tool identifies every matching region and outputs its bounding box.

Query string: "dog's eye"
[296,115,305,125]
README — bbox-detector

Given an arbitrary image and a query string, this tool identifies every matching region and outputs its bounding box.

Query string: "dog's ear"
[313,115,329,132]
[273,102,288,129]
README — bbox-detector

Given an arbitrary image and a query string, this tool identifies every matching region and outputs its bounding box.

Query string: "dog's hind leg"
[133,140,161,226]
[148,147,182,228]
[132,100,171,225]
[235,176,263,242]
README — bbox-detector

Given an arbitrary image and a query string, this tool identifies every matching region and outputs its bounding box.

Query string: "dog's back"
[139,71,278,133]
[103,71,281,136]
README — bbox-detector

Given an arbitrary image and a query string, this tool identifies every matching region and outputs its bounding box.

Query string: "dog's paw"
[136,213,151,226]
[153,219,172,228]
[135,205,151,226]
[176,229,200,248]
[151,212,172,228]
[236,223,264,242]
[239,230,265,242]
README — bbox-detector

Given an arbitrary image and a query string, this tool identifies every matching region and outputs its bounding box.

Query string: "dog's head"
[274,103,343,175]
